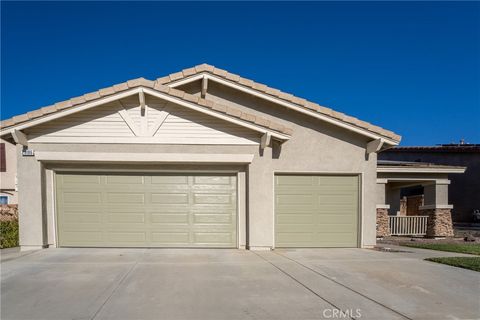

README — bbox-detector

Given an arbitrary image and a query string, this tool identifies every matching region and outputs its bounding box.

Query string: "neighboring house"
[0,138,17,204]
[0,63,453,251]
[380,143,480,223]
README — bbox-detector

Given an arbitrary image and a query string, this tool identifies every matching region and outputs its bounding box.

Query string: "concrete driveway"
[1,247,479,320]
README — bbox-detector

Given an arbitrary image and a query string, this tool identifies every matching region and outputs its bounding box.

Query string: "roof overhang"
[168,72,400,146]
[377,165,466,174]
[0,86,291,142]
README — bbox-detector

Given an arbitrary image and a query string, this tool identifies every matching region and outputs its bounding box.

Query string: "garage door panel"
[194,176,232,185]
[276,214,314,224]
[62,175,102,185]
[276,175,315,186]
[313,223,357,232]
[318,176,357,184]
[276,232,315,245]
[107,232,146,243]
[277,194,315,205]
[107,214,146,223]
[193,213,233,224]
[318,194,357,204]
[62,231,103,243]
[62,192,102,204]
[106,175,145,185]
[276,206,316,214]
[151,232,190,244]
[316,214,357,223]
[193,193,233,204]
[107,193,145,204]
[150,213,189,224]
[151,175,188,184]
[151,193,189,204]
[63,213,102,223]
[57,173,237,247]
[275,174,359,248]
[193,232,234,244]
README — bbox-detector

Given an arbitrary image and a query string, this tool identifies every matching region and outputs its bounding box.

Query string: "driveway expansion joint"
[251,251,355,319]
[90,258,141,320]
[273,251,413,320]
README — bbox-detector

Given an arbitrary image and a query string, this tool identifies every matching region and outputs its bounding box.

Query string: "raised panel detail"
[275,175,359,248]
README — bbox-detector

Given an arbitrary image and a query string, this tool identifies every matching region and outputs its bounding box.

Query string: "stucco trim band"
[35,152,255,164]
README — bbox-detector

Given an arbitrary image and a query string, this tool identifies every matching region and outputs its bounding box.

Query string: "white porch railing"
[389,216,428,236]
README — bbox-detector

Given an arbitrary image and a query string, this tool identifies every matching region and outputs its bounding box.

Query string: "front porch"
[375,160,466,238]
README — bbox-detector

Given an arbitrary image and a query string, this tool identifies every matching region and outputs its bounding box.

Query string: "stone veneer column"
[421,207,454,238]
[376,207,390,238]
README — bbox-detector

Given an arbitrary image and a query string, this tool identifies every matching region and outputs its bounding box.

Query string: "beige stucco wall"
[17,144,47,250]
[184,81,378,248]
[16,82,379,250]
[0,138,18,204]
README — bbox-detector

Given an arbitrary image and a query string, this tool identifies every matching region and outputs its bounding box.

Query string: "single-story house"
[0,64,459,251]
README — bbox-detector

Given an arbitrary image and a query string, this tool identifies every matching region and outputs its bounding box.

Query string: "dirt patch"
[378,235,479,246]
[371,246,412,253]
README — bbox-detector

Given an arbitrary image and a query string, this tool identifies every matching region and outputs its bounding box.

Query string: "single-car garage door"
[56,173,237,248]
[275,175,359,247]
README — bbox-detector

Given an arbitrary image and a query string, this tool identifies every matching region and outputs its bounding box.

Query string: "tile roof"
[0,78,293,136]
[0,63,400,142]
[382,145,480,153]
[377,160,466,169]
[156,63,401,142]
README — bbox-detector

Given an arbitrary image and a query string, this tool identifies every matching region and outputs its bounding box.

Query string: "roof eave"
[376,166,466,174]
[166,72,401,145]
[0,86,292,142]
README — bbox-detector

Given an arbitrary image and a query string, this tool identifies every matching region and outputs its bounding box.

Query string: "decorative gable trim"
[1,86,291,143]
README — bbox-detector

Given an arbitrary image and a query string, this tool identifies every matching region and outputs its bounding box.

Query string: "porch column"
[420,181,454,237]
[386,185,401,216]
[376,179,390,238]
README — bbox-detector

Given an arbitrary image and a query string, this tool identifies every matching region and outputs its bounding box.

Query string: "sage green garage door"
[275,175,359,247]
[56,173,237,248]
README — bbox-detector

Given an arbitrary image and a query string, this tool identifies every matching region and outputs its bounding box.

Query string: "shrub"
[1,220,19,249]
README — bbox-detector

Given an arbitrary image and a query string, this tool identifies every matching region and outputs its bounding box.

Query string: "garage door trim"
[53,170,242,248]
[273,172,362,248]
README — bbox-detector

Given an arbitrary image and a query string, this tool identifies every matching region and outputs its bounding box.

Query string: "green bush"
[0,220,19,249]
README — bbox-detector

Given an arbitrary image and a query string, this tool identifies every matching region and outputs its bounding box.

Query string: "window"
[0,143,6,172]
[0,196,8,205]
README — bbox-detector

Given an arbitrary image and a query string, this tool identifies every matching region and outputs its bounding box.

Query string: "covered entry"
[275,174,359,247]
[56,172,237,248]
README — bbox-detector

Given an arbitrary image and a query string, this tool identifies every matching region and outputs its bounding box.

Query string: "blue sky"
[1,1,479,145]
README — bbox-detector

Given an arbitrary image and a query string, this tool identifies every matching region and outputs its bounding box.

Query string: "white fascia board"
[377,166,466,174]
[142,87,291,141]
[0,88,140,136]
[35,151,255,164]
[380,178,451,184]
[169,73,400,145]
[419,204,453,210]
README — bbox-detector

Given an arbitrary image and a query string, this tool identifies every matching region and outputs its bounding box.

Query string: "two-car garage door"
[56,173,237,248]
